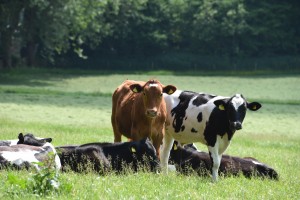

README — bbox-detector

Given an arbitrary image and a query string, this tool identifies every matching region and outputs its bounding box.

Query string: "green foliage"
[191,0,248,55]
[23,0,109,59]
[4,154,72,198]
[0,0,110,67]
[27,154,60,196]
[1,0,300,69]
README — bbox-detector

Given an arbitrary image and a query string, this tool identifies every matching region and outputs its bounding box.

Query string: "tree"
[0,0,25,68]
[0,0,110,67]
[191,0,248,56]
[244,0,300,56]
[21,0,110,66]
[100,0,171,56]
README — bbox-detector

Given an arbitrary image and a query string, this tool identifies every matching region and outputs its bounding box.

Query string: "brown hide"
[111,79,176,156]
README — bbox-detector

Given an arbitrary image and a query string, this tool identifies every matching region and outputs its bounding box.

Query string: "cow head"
[17,133,52,146]
[213,94,261,132]
[130,80,176,118]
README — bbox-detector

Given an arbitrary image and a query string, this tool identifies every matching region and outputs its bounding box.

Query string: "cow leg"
[208,146,222,182]
[111,103,122,143]
[160,133,174,173]
[152,131,164,157]
[113,130,122,143]
[112,122,122,142]
[208,135,231,181]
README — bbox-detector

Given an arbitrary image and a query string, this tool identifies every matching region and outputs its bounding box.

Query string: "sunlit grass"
[1,168,298,199]
[1,69,299,103]
[0,69,299,199]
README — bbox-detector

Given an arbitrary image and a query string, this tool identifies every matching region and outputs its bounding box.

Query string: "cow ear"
[18,133,24,140]
[173,143,178,150]
[130,84,143,93]
[18,133,24,144]
[163,85,177,95]
[214,99,226,111]
[45,138,52,143]
[247,102,262,111]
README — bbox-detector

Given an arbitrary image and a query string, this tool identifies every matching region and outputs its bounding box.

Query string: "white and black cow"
[0,133,61,171]
[160,90,261,181]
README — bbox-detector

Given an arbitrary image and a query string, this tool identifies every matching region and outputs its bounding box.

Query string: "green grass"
[0,69,300,199]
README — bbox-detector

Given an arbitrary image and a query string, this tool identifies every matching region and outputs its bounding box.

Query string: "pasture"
[0,69,300,199]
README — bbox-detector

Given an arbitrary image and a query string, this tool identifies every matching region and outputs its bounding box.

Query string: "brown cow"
[111,79,176,156]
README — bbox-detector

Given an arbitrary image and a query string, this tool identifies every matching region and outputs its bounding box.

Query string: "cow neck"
[224,118,235,140]
[147,117,155,136]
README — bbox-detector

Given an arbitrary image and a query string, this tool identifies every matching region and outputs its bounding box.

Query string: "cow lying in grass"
[56,138,159,173]
[0,133,61,171]
[169,141,278,180]
[56,145,110,173]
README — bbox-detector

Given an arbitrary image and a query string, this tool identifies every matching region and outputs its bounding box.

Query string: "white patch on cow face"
[34,136,45,140]
[251,160,263,166]
[231,94,245,110]
[149,83,158,87]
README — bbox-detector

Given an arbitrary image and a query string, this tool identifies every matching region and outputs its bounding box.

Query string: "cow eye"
[160,93,163,97]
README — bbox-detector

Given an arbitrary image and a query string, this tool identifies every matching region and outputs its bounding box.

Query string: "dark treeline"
[1,0,300,70]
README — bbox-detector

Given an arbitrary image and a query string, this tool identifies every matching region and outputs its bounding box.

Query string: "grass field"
[0,69,300,199]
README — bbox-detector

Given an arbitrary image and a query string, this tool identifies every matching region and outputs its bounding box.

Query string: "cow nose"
[234,122,242,130]
[146,109,157,118]
[230,121,242,131]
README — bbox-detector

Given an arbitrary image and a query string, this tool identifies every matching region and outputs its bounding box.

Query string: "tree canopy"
[0,0,299,70]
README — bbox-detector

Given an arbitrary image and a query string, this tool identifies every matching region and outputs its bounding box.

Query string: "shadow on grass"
[1,67,299,87]
[0,76,53,87]
[1,68,300,106]
[0,91,111,109]
[0,69,61,86]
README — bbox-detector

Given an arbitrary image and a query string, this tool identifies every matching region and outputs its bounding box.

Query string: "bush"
[4,153,72,198]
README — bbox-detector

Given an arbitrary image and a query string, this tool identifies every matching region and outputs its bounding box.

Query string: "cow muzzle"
[146,109,158,118]
[230,121,242,131]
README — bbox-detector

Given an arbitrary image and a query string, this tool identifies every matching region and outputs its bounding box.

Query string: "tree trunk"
[1,31,13,68]
[26,41,38,66]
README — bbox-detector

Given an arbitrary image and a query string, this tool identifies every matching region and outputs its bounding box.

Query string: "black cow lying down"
[0,133,61,171]
[169,141,278,179]
[56,138,159,174]
[55,145,110,173]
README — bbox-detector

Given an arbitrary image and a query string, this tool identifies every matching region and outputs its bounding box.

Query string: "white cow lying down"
[0,133,61,171]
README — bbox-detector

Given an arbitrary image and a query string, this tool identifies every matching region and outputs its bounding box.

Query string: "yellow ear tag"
[252,105,257,110]
[132,87,138,93]
[173,144,177,150]
[168,89,174,94]
[131,147,136,153]
[219,104,225,111]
